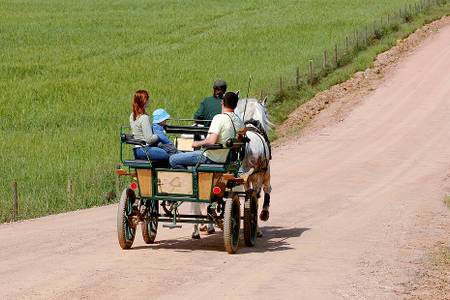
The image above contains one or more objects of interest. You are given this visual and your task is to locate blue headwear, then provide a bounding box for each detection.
[152,108,170,124]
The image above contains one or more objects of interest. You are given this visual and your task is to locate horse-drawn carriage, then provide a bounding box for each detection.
[115,121,259,254]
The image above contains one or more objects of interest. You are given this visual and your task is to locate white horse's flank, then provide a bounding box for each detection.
[191,97,272,239]
[236,98,272,231]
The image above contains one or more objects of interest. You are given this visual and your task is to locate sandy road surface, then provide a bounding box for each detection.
[1,25,450,300]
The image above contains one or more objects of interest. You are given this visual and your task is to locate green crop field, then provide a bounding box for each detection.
[0,0,447,222]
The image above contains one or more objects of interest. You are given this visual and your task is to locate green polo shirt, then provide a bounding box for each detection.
[193,96,222,126]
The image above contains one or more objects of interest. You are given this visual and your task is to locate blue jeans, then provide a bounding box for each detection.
[134,146,170,161]
[169,150,214,168]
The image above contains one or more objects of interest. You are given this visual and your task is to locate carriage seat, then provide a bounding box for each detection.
[196,163,227,172]
[123,159,170,169]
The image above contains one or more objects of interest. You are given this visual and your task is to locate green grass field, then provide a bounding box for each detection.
[0,0,447,222]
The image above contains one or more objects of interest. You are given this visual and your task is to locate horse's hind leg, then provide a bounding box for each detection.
[191,203,201,239]
[259,168,272,222]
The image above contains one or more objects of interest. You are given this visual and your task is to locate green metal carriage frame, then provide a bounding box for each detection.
[115,122,258,254]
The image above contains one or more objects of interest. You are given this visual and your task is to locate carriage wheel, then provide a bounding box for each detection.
[244,189,258,247]
[223,193,241,254]
[117,188,137,249]
[142,199,158,244]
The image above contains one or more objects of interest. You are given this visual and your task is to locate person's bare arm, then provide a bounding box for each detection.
[192,133,218,148]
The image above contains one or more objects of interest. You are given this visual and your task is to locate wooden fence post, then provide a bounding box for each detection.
[11,181,18,221]
[365,26,369,44]
[279,76,283,94]
[115,173,119,196]
[67,179,73,194]
[334,43,338,67]
[323,49,328,70]
[345,36,349,53]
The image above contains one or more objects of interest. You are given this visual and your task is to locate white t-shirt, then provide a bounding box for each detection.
[204,112,244,163]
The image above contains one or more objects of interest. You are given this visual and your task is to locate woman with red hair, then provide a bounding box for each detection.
[129,90,169,161]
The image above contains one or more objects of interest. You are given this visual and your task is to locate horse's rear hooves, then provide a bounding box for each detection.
[192,233,201,239]
[259,209,269,222]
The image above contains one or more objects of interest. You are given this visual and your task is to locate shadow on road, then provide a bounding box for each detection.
[131,226,310,254]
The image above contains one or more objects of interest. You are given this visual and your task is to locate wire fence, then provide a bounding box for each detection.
[267,0,447,101]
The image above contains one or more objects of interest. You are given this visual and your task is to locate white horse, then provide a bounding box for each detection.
[235,97,272,235]
[190,97,272,239]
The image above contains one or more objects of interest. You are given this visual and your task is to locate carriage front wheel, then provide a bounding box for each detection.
[142,199,158,244]
[244,189,258,247]
[223,193,241,254]
[117,188,137,249]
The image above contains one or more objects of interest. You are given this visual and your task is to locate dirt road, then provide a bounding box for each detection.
[1,24,450,300]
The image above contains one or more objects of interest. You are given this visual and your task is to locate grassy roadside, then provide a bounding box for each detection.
[419,196,450,298]
[444,195,450,210]
[440,195,450,264]
[436,246,450,270]
[268,2,450,138]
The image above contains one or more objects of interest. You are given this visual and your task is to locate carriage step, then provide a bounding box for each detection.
[163,224,182,229]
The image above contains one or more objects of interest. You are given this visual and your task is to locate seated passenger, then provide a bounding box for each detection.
[193,79,227,127]
[129,90,169,161]
[152,108,178,155]
[169,92,244,168]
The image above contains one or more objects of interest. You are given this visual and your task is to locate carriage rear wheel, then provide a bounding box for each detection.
[142,199,158,244]
[244,189,258,247]
[117,188,137,249]
[223,193,241,254]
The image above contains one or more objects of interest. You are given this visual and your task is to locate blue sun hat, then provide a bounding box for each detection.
[152,108,171,124]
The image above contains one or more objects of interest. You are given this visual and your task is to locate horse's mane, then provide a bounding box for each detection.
[235,98,272,133]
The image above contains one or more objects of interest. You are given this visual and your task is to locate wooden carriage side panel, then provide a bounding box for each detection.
[199,173,225,199]
[136,169,152,197]
[157,171,193,195]
[198,172,214,199]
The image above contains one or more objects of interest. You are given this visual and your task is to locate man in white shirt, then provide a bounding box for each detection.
[169,92,244,168]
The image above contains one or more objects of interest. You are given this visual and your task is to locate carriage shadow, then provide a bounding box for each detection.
[131,226,310,254]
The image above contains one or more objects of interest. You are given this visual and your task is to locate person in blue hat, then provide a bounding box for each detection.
[152,108,178,155]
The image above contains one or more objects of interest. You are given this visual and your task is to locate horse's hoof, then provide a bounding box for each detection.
[259,208,269,222]
[257,230,263,238]
[192,233,201,239]
[217,220,224,230]
[206,224,216,234]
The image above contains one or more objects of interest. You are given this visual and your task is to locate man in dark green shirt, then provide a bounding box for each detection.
[193,79,227,126]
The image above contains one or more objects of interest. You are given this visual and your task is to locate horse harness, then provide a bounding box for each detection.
[223,114,271,174]
[244,120,271,174]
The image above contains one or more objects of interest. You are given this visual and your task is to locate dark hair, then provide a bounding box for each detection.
[213,79,227,92]
[223,92,239,109]
[132,90,149,120]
